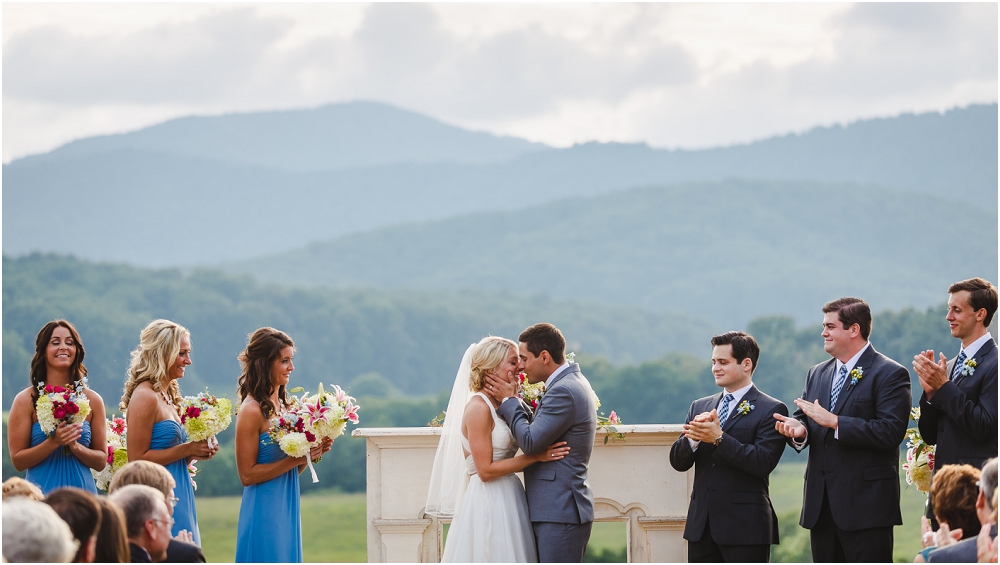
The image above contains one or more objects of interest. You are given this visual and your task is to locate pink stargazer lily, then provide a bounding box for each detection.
[303,398,331,426]
[345,404,360,424]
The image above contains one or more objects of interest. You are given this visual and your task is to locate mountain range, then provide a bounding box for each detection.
[3,101,995,267]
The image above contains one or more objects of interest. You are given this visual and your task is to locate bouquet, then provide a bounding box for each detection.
[93,416,128,491]
[300,383,361,443]
[267,395,319,482]
[592,389,626,444]
[36,378,92,453]
[518,373,545,410]
[178,391,233,446]
[903,407,935,493]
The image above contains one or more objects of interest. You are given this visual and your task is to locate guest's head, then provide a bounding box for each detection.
[121,319,190,411]
[976,458,998,527]
[710,331,760,390]
[930,464,982,539]
[2,497,78,562]
[518,323,566,384]
[30,320,87,396]
[45,487,102,563]
[108,485,173,562]
[947,278,998,338]
[470,336,519,392]
[238,327,295,418]
[93,497,130,564]
[2,476,44,500]
[821,297,872,359]
[108,460,177,515]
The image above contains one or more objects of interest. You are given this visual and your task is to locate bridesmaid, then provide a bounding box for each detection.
[8,320,107,494]
[234,327,331,563]
[121,319,216,546]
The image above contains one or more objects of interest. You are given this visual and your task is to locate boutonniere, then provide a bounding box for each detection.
[736,399,754,416]
[849,367,863,386]
[959,358,977,377]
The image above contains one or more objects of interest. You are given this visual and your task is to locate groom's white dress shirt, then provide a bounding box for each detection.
[545,362,570,390]
[689,381,754,450]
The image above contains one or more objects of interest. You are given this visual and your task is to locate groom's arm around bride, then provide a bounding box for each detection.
[485,323,596,563]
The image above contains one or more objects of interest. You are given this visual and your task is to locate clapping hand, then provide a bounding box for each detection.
[773,413,806,439]
[913,350,949,397]
[935,522,964,549]
[977,523,998,563]
[793,398,838,430]
[683,409,722,443]
[174,530,194,544]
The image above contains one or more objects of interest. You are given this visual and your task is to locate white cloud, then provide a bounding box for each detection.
[2,2,996,161]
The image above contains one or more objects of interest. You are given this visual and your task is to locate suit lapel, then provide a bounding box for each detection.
[723,386,759,432]
[814,359,837,411]
[536,363,578,413]
[955,339,997,385]
[831,345,876,416]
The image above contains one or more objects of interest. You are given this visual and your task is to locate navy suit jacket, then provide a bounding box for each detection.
[669,385,788,546]
[918,338,998,470]
[790,345,911,531]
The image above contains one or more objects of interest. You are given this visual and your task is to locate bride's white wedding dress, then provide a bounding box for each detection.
[441,392,537,563]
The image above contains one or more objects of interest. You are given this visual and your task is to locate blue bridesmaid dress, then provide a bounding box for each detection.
[149,420,201,545]
[235,433,302,563]
[25,420,98,495]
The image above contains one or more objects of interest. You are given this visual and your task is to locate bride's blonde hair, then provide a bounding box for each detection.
[120,319,190,411]
[469,336,518,392]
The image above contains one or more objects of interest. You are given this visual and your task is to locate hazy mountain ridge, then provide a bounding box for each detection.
[226,179,999,327]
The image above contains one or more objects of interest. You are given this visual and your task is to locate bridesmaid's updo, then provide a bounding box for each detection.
[469,336,518,392]
[237,327,295,419]
[121,320,189,411]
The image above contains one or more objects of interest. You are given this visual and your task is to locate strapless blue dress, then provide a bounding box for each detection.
[235,433,302,563]
[149,420,201,545]
[25,420,98,495]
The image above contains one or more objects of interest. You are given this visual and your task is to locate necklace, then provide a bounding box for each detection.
[159,389,175,407]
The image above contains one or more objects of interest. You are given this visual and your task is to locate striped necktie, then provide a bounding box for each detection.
[952,350,967,380]
[830,365,848,411]
[718,393,735,427]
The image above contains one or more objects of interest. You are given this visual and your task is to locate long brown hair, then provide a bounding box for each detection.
[30,320,88,400]
[120,320,189,411]
[238,327,295,419]
[93,497,129,563]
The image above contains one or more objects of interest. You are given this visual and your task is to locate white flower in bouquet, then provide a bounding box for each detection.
[36,379,92,435]
[278,432,312,459]
[93,416,128,491]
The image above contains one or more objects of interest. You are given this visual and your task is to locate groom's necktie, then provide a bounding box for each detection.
[717,393,735,428]
[830,365,848,411]
[952,350,968,380]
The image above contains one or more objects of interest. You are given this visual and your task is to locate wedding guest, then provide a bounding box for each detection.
[670,331,788,562]
[773,297,911,562]
[916,464,982,562]
[2,475,45,500]
[234,328,331,563]
[109,484,174,563]
[94,497,131,563]
[2,497,78,562]
[109,460,206,563]
[7,320,107,494]
[121,320,216,546]
[976,491,998,563]
[45,487,102,563]
[928,458,998,563]
[914,278,998,525]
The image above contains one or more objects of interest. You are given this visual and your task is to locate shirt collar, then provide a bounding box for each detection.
[836,341,871,374]
[962,332,993,360]
[719,381,754,408]
[544,362,571,389]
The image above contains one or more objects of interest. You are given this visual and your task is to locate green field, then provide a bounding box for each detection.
[195,463,926,563]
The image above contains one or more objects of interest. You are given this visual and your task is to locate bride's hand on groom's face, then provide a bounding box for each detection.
[484,370,517,401]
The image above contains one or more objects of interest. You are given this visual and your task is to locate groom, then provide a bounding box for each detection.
[485,323,596,563]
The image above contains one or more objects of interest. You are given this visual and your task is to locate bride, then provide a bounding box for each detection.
[426,337,570,562]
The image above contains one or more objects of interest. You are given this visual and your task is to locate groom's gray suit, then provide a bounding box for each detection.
[497,363,596,562]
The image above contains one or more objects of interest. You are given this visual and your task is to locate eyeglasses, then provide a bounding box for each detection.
[150,517,175,528]
[167,496,180,508]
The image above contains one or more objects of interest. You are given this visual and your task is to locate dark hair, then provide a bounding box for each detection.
[238,327,295,419]
[30,320,87,401]
[949,278,999,327]
[822,297,872,341]
[518,323,566,364]
[45,487,102,563]
[94,497,130,563]
[711,331,761,374]
[930,464,982,540]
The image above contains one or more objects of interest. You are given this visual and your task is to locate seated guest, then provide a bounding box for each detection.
[2,497,79,562]
[109,461,205,563]
[929,458,997,563]
[95,497,131,563]
[2,476,45,500]
[45,487,103,563]
[108,484,174,563]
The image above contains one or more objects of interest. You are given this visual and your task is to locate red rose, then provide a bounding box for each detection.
[305,431,316,443]
[107,446,115,464]
[53,386,65,393]
[66,403,79,414]
[44,385,54,393]
[186,406,201,419]
[53,407,67,420]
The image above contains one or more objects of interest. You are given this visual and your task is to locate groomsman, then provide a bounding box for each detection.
[773,297,911,562]
[914,278,998,522]
[670,331,788,562]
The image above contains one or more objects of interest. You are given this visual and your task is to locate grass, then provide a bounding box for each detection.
[195,462,928,563]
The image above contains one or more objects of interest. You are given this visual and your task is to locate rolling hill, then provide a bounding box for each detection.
[226,179,999,327]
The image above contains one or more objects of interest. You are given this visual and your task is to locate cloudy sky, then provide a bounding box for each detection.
[2,2,997,162]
